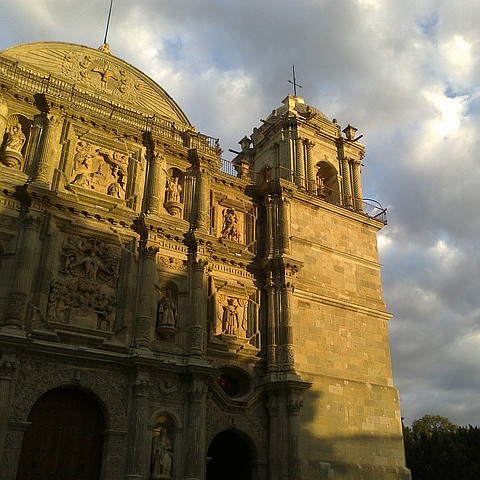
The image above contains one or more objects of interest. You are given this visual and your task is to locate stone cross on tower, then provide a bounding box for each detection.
[288,64,303,97]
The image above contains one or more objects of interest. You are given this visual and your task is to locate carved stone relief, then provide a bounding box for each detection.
[69,141,129,199]
[12,361,127,425]
[47,236,120,331]
[220,207,241,242]
[217,295,248,338]
[61,51,142,102]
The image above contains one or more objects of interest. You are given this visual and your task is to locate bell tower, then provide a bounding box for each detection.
[233,96,409,479]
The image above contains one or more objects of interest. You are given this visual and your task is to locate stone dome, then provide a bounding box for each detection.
[0,42,191,126]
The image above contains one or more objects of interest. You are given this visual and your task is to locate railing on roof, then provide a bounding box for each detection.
[218,158,387,223]
[220,157,238,176]
[0,56,220,157]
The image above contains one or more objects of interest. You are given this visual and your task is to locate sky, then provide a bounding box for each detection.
[2,0,480,427]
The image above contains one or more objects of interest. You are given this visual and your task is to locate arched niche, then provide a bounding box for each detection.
[206,429,257,480]
[149,413,177,480]
[316,160,340,205]
[16,387,105,480]
[164,167,185,217]
[156,281,179,341]
[0,114,31,170]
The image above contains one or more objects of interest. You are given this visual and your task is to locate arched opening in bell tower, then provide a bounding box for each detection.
[316,160,340,204]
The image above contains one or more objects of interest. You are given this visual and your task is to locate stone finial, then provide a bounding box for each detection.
[98,43,111,54]
[343,124,358,141]
[239,136,251,152]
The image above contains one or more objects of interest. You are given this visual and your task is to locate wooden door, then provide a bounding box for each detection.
[17,388,105,480]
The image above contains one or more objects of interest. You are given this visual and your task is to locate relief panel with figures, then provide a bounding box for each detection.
[47,236,120,332]
[69,141,130,199]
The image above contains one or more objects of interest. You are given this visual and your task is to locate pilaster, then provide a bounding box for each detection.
[2,214,42,330]
[183,376,208,480]
[124,374,150,480]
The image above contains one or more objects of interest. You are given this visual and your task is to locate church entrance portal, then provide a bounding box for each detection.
[16,387,105,480]
[206,429,253,480]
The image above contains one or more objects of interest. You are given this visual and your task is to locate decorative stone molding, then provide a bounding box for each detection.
[12,361,127,425]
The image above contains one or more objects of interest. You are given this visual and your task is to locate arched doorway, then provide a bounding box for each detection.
[17,387,105,480]
[206,429,253,480]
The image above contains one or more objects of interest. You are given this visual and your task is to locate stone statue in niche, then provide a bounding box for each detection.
[1,122,26,169]
[151,426,173,478]
[46,236,120,332]
[70,141,128,199]
[156,289,178,341]
[164,176,183,217]
[157,290,178,328]
[4,123,26,152]
[219,296,247,338]
[166,177,182,203]
[221,207,240,242]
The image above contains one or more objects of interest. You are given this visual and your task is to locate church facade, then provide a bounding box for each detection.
[0,42,410,480]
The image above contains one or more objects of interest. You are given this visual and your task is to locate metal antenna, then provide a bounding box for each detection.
[288,64,303,96]
[103,0,114,45]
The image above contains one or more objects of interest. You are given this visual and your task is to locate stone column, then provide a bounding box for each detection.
[32,215,58,327]
[124,376,150,480]
[195,167,210,233]
[183,168,196,223]
[145,152,166,216]
[350,158,364,213]
[266,278,277,372]
[341,156,353,209]
[2,214,42,329]
[280,281,295,372]
[0,99,8,142]
[183,378,208,480]
[133,244,158,349]
[278,198,290,254]
[188,260,207,356]
[305,140,316,194]
[294,137,305,189]
[264,196,274,257]
[32,113,61,186]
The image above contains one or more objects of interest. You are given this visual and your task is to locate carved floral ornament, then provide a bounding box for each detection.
[47,236,120,332]
[69,141,129,199]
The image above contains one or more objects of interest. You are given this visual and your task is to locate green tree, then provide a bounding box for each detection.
[404,415,480,480]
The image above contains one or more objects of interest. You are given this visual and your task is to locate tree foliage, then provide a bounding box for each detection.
[404,415,480,480]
